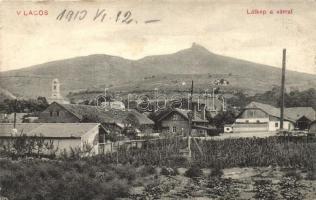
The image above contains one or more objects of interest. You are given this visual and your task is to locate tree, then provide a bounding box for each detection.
[210,111,236,129]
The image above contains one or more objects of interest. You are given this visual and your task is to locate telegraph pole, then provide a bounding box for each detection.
[280,49,286,131]
[187,80,194,161]
[13,98,17,128]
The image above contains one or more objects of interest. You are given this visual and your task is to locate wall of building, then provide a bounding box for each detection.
[81,125,99,155]
[52,138,82,154]
[309,123,316,133]
[268,121,294,131]
[160,113,189,135]
[239,109,268,119]
[39,103,79,123]
[233,123,269,132]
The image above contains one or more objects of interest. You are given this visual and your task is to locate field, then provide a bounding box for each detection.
[0,136,315,200]
[129,166,316,200]
[97,136,316,169]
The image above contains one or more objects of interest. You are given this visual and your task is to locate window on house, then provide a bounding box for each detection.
[245,120,249,123]
[49,111,53,117]
[275,122,278,128]
[256,120,260,123]
[172,115,177,121]
[56,111,60,117]
[172,126,177,133]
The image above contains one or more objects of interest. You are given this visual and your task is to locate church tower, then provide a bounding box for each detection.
[48,78,69,104]
[51,78,61,99]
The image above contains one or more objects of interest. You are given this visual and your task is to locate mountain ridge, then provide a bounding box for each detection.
[0,43,315,99]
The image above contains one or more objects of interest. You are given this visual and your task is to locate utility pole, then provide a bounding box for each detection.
[13,98,17,128]
[212,88,216,111]
[187,80,194,161]
[187,111,193,161]
[280,49,286,131]
[190,80,194,110]
[154,88,158,112]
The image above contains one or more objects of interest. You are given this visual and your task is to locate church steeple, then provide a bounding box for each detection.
[48,78,69,104]
[52,78,61,99]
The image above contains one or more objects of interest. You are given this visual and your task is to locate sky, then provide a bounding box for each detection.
[0,0,316,74]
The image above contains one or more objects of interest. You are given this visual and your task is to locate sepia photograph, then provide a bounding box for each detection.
[0,0,315,199]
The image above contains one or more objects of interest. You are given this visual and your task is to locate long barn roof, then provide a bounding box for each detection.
[244,102,316,122]
[0,123,100,138]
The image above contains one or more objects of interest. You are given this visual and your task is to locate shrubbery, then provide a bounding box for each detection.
[0,159,134,200]
[184,164,203,178]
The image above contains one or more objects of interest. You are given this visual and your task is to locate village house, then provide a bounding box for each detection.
[155,103,214,136]
[38,102,155,137]
[285,107,316,130]
[233,102,316,133]
[0,123,106,155]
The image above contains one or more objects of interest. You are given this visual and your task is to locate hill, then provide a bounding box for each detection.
[0,43,315,99]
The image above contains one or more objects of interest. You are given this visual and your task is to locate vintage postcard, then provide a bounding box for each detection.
[0,0,315,199]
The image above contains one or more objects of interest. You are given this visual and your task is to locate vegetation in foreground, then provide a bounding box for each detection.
[0,136,315,200]
[0,159,315,200]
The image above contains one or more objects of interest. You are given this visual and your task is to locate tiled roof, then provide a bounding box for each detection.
[55,103,154,125]
[157,108,208,123]
[0,123,42,137]
[0,123,100,138]
[29,123,100,138]
[245,102,316,122]
[128,110,155,125]
[59,103,115,123]
[284,107,316,121]
[245,102,281,119]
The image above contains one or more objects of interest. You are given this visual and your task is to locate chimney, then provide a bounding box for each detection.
[201,103,206,120]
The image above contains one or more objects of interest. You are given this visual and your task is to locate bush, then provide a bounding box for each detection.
[184,164,203,178]
[210,167,223,178]
[0,159,131,200]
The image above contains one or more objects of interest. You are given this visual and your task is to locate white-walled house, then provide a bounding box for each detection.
[0,123,106,155]
[232,102,315,133]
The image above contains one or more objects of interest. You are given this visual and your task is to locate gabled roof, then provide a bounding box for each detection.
[157,108,207,123]
[244,102,316,122]
[57,103,115,123]
[0,123,42,137]
[102,109,154,125]
[284,107,315,121]
[0,123,101,138]
[29,123,100,138]
[128,110,155,125]
[245,101,281,118]
[47,102,154,125]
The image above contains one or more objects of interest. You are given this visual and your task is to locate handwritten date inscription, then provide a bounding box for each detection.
[56,9,160,24]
